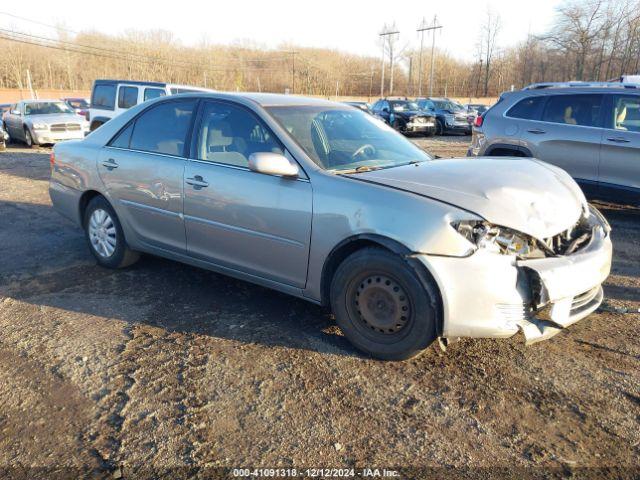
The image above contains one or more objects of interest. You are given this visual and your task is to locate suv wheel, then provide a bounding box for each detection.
[84,196,139,269]
[330,247,439,360]
[435,119,444,136]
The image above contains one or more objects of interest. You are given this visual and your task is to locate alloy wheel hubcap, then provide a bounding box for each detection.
[89,209,117,257]
[354,275,410,334]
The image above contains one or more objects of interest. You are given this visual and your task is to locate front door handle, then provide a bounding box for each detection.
[186,175,209,189]
[527,128,546,134]
[101,158,118,169]
[606,137,630,143]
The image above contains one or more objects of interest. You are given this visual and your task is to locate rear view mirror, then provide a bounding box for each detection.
[248,152,299,178]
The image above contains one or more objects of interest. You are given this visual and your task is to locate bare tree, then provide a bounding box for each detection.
[478,8,501,96]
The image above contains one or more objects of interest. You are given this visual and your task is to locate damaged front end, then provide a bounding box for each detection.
[515,206,612,343]
[420,204,612,344]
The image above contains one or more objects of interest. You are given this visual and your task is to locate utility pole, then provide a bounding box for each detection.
[379,24,399,98]
[289,51,299,94]
[423,15,443,97]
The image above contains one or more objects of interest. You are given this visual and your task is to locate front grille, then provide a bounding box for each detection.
[497,303,531,322]
[50,123,81,132]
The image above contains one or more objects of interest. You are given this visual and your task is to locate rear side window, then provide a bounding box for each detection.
[541,94,602,127]
[92,85,116,110]
[118,86,138,109]
[129,99,197,156]
[144,88,166,101]
[609,95,640,132]
[109,123,134,149]
[506,96,546,120]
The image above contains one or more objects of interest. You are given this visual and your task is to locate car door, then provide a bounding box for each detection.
[183,100,312,288]
[97,98,197,252]
[521,93,603,193]
[598,93,640,203]
[6,103,23,140]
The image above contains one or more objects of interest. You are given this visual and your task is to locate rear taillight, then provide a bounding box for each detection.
[50,151,55,170]
[474,115,484,128]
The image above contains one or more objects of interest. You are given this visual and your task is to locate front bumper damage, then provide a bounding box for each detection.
[415,209,612,344]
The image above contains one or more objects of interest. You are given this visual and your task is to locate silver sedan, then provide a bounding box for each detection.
[2,99,89,147]
[49,93,612,360]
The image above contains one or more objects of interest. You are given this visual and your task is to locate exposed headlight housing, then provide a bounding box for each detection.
[452,220,548,258]
[32,123,48,130]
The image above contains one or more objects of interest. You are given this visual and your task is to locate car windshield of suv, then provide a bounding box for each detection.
[433,100,462,112]
[267,106,432,172]
[390,101,419,111]
[24,102,74,115]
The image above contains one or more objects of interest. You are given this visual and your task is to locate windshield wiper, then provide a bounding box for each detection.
[330,165,385,174]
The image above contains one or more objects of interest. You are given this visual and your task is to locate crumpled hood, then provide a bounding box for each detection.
[356,157,589,240]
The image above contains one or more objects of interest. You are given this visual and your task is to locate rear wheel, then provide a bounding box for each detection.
[84,196,139,269]
[435,119,444,136]
[330,247,439,360]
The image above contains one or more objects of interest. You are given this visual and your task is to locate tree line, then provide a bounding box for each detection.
[0,0,638,100]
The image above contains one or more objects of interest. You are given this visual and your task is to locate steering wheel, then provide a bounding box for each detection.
[352,144,376,160]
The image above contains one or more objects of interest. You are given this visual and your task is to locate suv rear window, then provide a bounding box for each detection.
[506,96,545,120]
[92,84,116,110]
[541,94,602,127]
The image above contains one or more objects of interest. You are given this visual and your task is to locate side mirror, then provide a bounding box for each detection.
[382,107,389,113]
[248,152,299,178]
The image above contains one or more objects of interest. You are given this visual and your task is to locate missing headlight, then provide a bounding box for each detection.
[452,221,549,259]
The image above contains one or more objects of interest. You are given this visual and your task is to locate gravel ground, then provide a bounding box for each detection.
[0,137,638,479]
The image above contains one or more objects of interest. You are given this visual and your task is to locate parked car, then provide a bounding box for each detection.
[464,103,489,118]
[468,82,640,205]
[370,97,436,136]
[2,99,89,147]
[49,92,611,360]
[87,79,212,131]
[416,97,472,135]
[63,97,91,117]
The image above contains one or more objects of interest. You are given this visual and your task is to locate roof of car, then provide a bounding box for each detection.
[166,92,344,108]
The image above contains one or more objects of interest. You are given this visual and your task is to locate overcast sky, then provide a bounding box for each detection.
[1,0,562,61]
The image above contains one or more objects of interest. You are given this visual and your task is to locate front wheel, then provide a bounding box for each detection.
[330,247,439,360]
[84,196,139,269]
[24,128,34,147]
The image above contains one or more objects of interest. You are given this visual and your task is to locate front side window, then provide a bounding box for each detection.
[506,96,546,120]
[390,101,419,112]
[418,100,435,111]
[129,99,196,156]
[196,101,283,167]
[541,94,602,127]
[118,86,138,109]
[144,88,166,102]
[24,102,74,115]
[267,106,432,172]
[92,85,116,110]
[609,95,640,132]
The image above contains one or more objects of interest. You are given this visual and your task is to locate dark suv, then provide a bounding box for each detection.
[371,98,436,136]
[468,82,640,205]
[416,98,472,135]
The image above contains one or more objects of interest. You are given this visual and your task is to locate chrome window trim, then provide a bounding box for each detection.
[186,157,311,183]
[104,145,186,161]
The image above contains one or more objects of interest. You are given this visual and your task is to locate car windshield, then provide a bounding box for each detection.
[390,101,419,111]
[68,99,89,109]
[433,100,463,112]
[267,106,432,173]
[24,102,74,115]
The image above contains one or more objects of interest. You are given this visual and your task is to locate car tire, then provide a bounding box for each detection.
[435,119,444,136]
[83,196,140,269]
[24,127,34,148]
[330,247,439,360]
[392,119,404,134]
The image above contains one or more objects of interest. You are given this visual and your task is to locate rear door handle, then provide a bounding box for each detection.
[186,175,209,189]
[101,158,118,169]
[527,128,546,134]
[606,137,630,143]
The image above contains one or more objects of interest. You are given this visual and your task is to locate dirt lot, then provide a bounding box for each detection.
[0,137,638,479]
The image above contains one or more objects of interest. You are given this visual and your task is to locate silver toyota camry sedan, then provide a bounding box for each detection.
[49,92,612,360]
